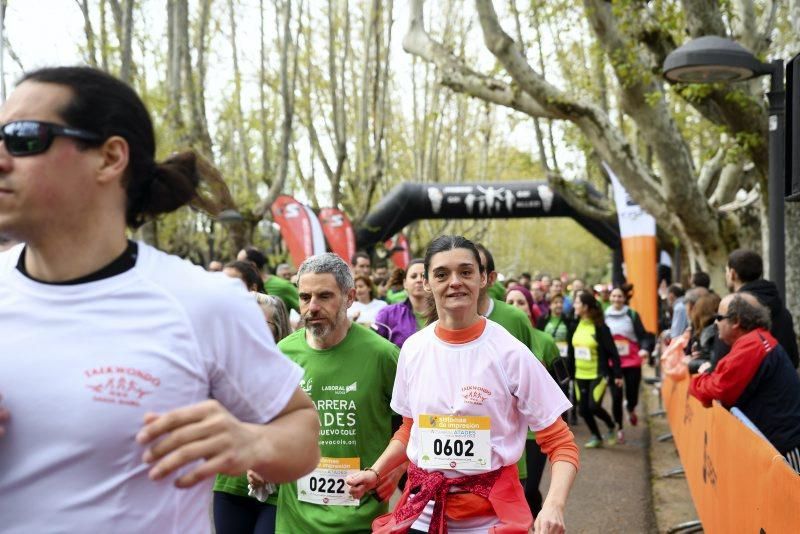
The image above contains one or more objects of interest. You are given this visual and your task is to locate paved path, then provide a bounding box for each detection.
[540,390,656,533]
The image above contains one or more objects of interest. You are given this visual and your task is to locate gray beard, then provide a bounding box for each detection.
[306,306,347,341]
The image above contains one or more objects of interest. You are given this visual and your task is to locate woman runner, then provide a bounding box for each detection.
[347,274,388,326]
[374,259,429,348]
[347,235,578,534]
[569,291,623,448]
[604,287,654,442]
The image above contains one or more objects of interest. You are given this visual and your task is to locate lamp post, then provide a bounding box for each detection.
[663,36,786,302]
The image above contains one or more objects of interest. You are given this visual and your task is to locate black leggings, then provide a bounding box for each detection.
[575,377,615,438]
[524,439,548,516]
[610,367,642,429]
[213,491,277,534]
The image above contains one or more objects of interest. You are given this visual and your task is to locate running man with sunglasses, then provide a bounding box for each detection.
[0,67,320,533]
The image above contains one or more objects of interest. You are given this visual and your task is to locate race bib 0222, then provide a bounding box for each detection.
[297,457,360,506]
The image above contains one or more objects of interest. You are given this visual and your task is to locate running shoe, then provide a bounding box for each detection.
[584,437,603,448]
[604,430,617,446]
[616,429,626,444]
[629,411,638,426]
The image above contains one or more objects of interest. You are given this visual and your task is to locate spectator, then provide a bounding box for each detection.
[275,263,294,281]
[383,267,409,304]
[667,284,688,339]
[347,274,388,326]
[686,293,722,374]
[690,294,800,473]
[223,260,263,292]
[551,278,573,314]
[531,281,550,317]
[519,271,532,290]
[594,284,611,311]
[539,274,552,296]
[350,251,372,278]
[725,249,798,368]
[691,271,711,290]
[373,261,389,281]
[207,260,223,272]
[238,246,300,313]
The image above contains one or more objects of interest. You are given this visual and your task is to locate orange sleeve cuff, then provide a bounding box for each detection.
[392,416,413,446]
[535,418,580,471]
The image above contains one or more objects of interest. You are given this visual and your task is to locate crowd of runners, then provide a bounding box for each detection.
[1,65,799,534]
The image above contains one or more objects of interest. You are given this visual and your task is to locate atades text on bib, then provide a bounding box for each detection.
[297,457,360,506]
[418,414,491,471]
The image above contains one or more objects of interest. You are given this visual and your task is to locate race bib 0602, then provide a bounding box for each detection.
[418,414,491,471]
[575,347,592,361]
[615,340,630,356]
[297,457,360,506]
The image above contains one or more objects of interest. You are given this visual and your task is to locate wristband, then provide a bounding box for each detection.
[364,467,381,484]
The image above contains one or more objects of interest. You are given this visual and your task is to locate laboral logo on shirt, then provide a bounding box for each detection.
[301,377,314,394]
[321,382,358,395]
[84,366,161,407]
[461,385,492,405]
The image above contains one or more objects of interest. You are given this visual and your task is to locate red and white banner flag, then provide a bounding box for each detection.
[319,208,356,262]
[271,195,326,268]
[384,233,410,270]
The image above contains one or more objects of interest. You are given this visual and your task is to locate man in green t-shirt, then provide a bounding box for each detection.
[237,246,300,312]
[275,253,400,533]
[475,244,563,518]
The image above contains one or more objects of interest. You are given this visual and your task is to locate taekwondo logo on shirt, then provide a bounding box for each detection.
[321,381,358,395]
[461,385,492,405]
[84,366,161,407]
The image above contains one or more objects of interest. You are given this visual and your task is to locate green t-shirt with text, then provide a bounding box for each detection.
[276,323,399,533]
[264,274,300,312]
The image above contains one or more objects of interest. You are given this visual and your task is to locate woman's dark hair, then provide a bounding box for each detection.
[422,235,484,279]
[225,261,263,292]
[611,283,633,304]
[576,290,604,326]
[20,66,201,228]
[241,246,268,271]
[404,259,425,280]
[353,274,375,300]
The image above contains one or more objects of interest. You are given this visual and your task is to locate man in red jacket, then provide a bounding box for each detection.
[690,293,800,473]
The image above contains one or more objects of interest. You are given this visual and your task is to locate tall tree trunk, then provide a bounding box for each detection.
[255,0,299,218]
[189,0,213,155]
[227,0,252,187]
[119,0,134,82]
[77,0,98,67]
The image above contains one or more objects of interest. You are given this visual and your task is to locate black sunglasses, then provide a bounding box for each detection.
[714,313,733,322]
[0,120,102,157]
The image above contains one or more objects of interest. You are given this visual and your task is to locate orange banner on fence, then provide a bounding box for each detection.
[661,376,800,533]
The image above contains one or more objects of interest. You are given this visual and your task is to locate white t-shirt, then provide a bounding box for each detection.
[391,320,571,533]
[0,243,303,534]
[347,298,388,325]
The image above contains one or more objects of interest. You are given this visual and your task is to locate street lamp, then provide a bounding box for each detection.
[663,36,786,301]
[217,209,245,223]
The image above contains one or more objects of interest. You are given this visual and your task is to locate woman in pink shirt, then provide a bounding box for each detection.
[347,235,578,534]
